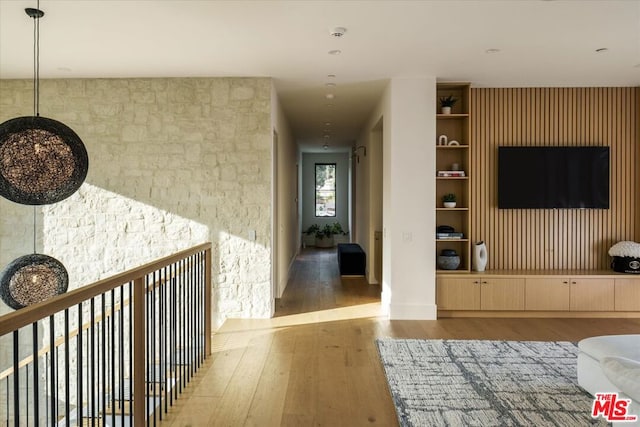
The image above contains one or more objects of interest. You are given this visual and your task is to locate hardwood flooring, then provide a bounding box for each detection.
[158,248,640,426]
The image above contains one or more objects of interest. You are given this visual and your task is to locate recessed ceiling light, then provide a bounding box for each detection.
[485,48,501,54]
[595,48,608,53]
[323,143,329,150]
[330,27,347,37]
[324,135,330,139]
[325,93,335,99]
[328,49,342,55]
[325,82,336,87]
[327,74,336,78]
[325,122,331,126]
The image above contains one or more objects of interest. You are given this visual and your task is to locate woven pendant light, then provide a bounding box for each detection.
[0,115,88,205]
[0,254,68,310]
[0,2,83,309]
[0,5,88,206]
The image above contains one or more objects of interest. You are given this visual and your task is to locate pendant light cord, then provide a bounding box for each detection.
[32,0,40,117]
[33,207,37,254]
[32,0,41,254]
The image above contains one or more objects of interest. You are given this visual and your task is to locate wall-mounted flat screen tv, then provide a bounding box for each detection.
[498,146,610,209]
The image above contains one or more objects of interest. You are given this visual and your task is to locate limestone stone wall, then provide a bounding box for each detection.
[0,77,274,329]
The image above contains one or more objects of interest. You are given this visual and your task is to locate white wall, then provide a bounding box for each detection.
[301,152,350,233]
[356,77,437,319]
[271,84,298,299]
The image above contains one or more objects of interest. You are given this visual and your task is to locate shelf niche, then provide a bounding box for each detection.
[436,82,471,272]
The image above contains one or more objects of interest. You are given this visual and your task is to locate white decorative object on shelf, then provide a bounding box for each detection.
[609,241,640,257]
[448,140,460,146]
[438,135,448,146]
[473,241,488,272]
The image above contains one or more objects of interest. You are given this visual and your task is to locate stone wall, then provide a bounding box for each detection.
[0,77,274,329]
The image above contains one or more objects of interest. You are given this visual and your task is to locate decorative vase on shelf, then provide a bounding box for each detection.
[473,241,488,272]
[438,249,460,270]
[443,202,456,208]
[441,106,451,115]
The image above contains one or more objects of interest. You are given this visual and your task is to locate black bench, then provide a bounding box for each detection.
[337,243,366,276]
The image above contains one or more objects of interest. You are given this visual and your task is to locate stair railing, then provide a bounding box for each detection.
[0,242,212,426]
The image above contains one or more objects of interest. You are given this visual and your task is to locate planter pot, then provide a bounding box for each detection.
[443,202,456,208]
[302,234,315,248]
[441,106,452,115]
[315,236,335,248]
[334,234,349,245]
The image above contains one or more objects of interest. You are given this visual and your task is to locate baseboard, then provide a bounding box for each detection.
[367,270,379,285]
[388,302,438,320]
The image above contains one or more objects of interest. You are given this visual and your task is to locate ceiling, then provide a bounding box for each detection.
[1,1,639,151]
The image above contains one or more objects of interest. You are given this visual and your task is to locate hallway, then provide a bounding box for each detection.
[275,247,381,317]
[156,249,640,426]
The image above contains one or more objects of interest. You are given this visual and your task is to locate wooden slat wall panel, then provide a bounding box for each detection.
[471,87,639,270]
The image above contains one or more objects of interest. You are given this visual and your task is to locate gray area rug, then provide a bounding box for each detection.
[376,339,607,426]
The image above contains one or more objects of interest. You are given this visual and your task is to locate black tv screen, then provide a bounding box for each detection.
[498,146,610,209]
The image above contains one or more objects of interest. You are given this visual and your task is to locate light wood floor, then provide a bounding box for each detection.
[158,248,640,426]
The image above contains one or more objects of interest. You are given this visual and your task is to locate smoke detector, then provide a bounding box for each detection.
[330,27,347,37]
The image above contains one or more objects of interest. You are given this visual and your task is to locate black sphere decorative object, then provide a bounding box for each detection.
[0,116,88,205]
[0,254,69,310]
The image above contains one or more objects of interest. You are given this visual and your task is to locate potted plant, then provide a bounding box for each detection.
[316,224,336,248]
[442,193,457,208]
[439,95,457,114]
[304,222,348,248]
[303,224,320,247]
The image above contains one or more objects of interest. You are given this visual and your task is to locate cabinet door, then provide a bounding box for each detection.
[437,277,480,310]
[525,278,571,311]
[480,278,525,310]
[615,278,640,311]
[570,279,614,311]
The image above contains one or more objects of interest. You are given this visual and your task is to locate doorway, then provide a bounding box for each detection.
[370,118,384,284]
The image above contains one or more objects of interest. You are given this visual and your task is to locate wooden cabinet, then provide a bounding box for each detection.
[569,278,614,311]
[480,278,525,310]
[437,277,480,310]
[526,277,615,311]
[437,276,524,311]
[615,278,640,311]
[436,83,471,272]
[525,278,571,311]
[438,272,640,316]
